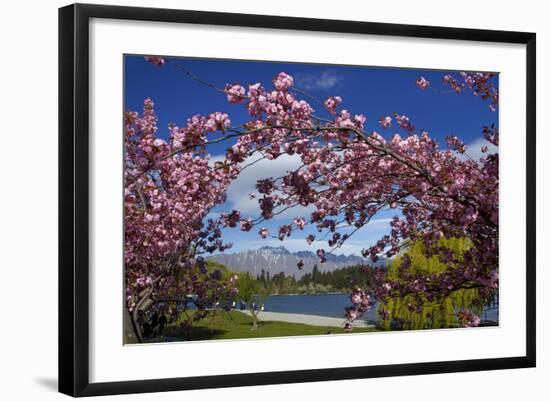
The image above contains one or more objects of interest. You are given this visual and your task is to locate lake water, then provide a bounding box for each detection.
[261,293,499,324]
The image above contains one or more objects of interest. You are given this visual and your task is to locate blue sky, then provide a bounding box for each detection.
[124,55,499,256]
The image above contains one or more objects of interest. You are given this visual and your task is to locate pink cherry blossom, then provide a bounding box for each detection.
[225,83,246,103]
[379,115,392,129]
[457,309,481,327]
[124,98,239,341]
[144,56,166,67]
[240,218,253,232]
[324,96,342,113]
[273,72,294,91]
[395,114,415,132]
[293,217,307,230]
[415,76,430,90]
[442,72,499,111]
[446,135,466,154]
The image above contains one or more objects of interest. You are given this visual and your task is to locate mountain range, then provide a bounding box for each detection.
[208,246,384,278]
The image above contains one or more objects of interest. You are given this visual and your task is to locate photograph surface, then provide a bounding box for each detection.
[123,55,499,344]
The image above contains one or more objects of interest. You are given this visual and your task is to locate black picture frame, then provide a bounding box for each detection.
[59,3,536,397]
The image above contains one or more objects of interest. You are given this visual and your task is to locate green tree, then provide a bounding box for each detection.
[237,273,266,330]
[259,269,266,287]
[311,264,320,283]
[378,237,485,330]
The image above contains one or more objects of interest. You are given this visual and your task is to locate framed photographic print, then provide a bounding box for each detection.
[59,3,536,397]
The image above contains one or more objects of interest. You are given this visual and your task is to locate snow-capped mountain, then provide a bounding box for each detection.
[208,246,372,277]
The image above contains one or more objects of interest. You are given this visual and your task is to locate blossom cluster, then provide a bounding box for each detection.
[415,76,430,90]
[124,98,240,331]
[442,71,499,111]
[344,288,374,330]
[457,308,481,327]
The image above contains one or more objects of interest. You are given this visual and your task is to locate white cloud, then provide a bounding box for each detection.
[294,70,343,92]
[461,137,498,161]
[221,153,315,218]
[367,217,393,226]
[210,152,400,226]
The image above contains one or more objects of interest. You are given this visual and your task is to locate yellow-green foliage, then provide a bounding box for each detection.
[205,260,233,277]
[378,237,482,330]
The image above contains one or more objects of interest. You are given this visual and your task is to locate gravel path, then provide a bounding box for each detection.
[238,310,374,328]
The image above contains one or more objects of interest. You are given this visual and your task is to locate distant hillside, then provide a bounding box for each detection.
[207,246,385,278]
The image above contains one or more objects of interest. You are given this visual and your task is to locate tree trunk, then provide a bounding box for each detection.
[250,309,259,331]
[124,306,140,344]
[129,289,153,343]
[124,276,162,344]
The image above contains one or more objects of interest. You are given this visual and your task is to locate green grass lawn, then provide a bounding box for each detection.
[159,310,377,342]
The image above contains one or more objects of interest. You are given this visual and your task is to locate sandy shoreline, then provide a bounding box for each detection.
[237,310,374,328]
